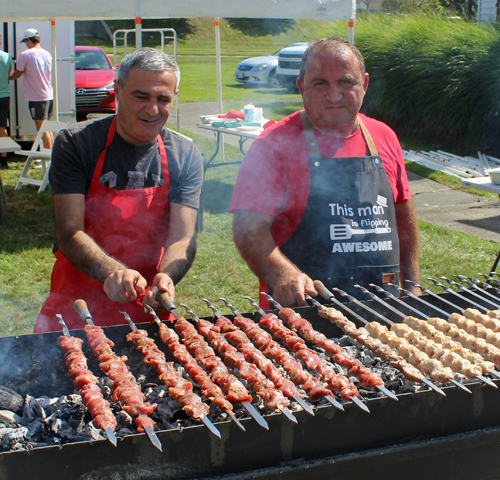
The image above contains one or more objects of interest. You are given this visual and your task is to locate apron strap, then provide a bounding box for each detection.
[358,116,379,157]
[301,111,380,157]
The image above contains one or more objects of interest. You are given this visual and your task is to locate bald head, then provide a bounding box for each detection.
[299,36,366,83]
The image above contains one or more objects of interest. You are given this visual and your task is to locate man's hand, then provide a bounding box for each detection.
[103,269,147,302]
[271,270,317,308]
[142,273,175,313]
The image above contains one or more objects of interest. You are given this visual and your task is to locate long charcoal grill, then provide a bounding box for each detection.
[2,289,500,480]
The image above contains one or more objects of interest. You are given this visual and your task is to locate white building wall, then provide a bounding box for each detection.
[478,0,497,23]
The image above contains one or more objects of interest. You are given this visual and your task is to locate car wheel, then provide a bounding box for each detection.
[267,69,282,88]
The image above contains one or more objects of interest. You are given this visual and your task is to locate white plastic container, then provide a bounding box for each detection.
[486,167,500,185]
[244,104,256,123]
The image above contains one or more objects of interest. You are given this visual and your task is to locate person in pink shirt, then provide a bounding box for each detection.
[10,28,54,148]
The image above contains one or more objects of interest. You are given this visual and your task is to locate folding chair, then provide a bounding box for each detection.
[15,120,68,192]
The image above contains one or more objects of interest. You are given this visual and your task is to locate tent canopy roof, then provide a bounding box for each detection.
[1,0,355,22]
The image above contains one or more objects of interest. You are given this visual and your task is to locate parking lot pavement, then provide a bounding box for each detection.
[408,172,500,243]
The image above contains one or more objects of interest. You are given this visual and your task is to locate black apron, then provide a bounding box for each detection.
[277,112,400,298]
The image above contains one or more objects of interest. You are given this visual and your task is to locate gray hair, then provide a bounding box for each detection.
[117,47,180,89]
[299,36,366,83]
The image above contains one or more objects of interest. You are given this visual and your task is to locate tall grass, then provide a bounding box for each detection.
[357,14,500,156]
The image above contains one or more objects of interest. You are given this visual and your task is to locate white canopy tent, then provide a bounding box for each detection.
[1,0,356,122]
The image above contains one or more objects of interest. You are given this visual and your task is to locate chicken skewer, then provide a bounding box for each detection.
[356,285,497,389]
[196,299,298,424]
[387,284,500,380]
[261,292,398,402]
[307,285,445,396]
[120,310,223,438]
[242,297,346,411]
[243,297,369,413]
[328,286,468,391]
[73,300,162,451]
[56,314,118,446]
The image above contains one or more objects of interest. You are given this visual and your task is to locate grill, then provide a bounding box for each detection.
[238,66,253,72]
[1,287,500,480]
[75,89,110,108]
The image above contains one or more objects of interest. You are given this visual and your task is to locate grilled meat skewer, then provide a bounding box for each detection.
[195,299,297,424]
[56,314,117,446]
[73,300,162,451]
[262,292,397,402]
[306,289,445,396]
[214,298,315,416]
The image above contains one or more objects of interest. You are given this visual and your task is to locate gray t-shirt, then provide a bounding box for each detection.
[49,116,203,210]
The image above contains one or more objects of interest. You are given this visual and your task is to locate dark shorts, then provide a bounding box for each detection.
[29,100,53,120]
[0,96,9,127]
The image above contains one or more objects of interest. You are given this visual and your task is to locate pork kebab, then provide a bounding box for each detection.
[120,310,223,438]
[180,301,298,424]
[188,301,343,412]
[204,298,315,415]
[56,314,118,446]
[261,292,398,401]
[73,300,162,451]
[154,291,269,429]
[241,296,369,412]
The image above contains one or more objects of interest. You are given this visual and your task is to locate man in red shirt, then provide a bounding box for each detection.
[230,36,419,308]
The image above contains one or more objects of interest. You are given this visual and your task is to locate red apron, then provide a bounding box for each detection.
[35,117,171,333]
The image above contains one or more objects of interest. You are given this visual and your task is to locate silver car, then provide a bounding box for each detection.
[235,43,307,88]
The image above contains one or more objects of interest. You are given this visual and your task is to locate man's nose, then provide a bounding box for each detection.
[144,101,160,116]
[325,85,342,101]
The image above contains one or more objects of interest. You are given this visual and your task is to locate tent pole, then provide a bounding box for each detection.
[135,17,142,49]
[51,20,58,121]
[348,20,355,44]
[215,18,224,162]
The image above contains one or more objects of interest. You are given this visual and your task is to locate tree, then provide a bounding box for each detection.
[226,18,296,37]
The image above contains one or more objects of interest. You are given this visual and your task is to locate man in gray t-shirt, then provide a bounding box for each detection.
[35,48,204,333]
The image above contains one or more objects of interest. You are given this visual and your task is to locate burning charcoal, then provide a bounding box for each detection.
[85,423,105,441]
[28,419,45,440]
[0,385,24,415]
[1,426,30,449]
[115,410,133,428]
[0,410,21,427]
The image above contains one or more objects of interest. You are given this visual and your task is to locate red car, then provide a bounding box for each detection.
[75,46,116,114]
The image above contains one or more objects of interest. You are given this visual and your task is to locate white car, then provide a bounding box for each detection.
[235,43,308,88]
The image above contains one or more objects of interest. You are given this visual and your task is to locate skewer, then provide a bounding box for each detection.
[179,304,269,431]
[441,277,500,310]
[352,286,473,394]
[452,275,500,308]
[477,273,500,288]
[155,290,180,320]
[121,310,222,439]
[202,298,298,424]
[218,297,315,417]
[260,293,373,410]
[56,314,118,447]
[405,280,463,314]
[427,278,488,312]
[385,287,499,389]
[387,283,451,318]
[243,296,346,412]
[73,301,163,451]
[368,284,429,319]
[145,306,245,433]
[305,293,446,397]
[469,275,500,295]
